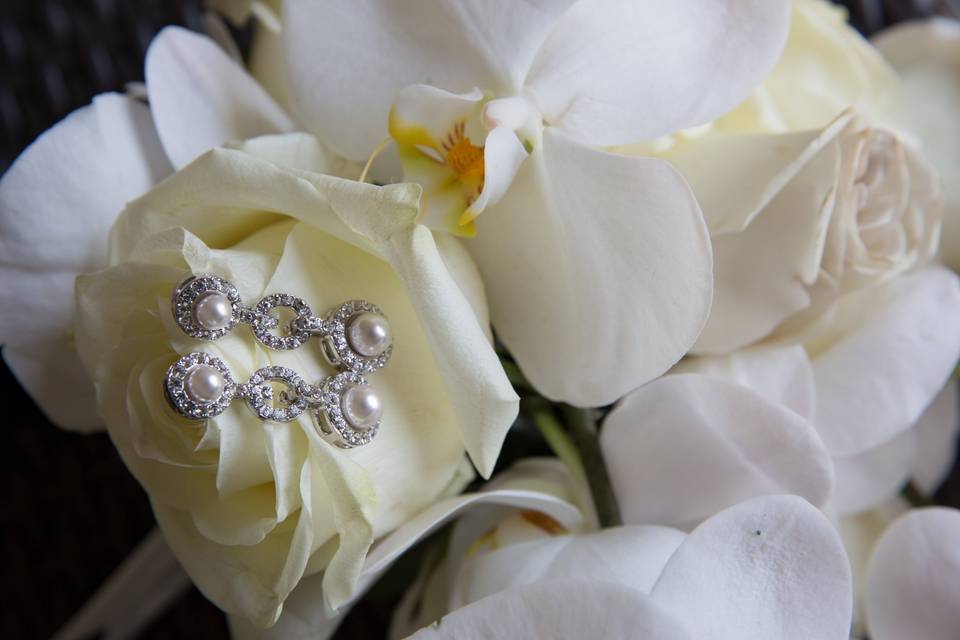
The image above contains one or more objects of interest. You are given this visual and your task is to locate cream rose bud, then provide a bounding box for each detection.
[611,1,937,354]
[685,113,942,353]
[73,133,518,626]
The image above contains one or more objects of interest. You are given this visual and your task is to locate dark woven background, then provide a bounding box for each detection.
[1,1,957,638]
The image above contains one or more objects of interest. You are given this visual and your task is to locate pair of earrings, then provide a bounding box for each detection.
[163,274,393,448]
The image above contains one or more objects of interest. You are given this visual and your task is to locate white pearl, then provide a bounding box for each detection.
[347,312,392,357]
[341,384,383,431]
[185,365,225,404]
[193,292,233,331]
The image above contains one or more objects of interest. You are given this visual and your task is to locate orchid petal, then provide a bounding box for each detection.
[468,128,712,406]
[410,580,692,640]
[526,0,791,144]
[673,345,816,420]
[865,507,960,640]
[832,430,915,516]
[0,93,170,430]
[837,500,909,636]
[602,375,833,529]
[652,495,853,640]
[146,26,293,169]
[389,85,484,150]
[284,0,578,160]
[451,526,686,609]
[461,126,528,223]
[874,19,960,271]
[808,267,960,457]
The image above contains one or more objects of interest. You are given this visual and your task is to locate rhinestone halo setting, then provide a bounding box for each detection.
[164,274,394,448]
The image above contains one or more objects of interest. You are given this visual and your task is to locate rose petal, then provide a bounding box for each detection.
[152,461,316,627]
[526,0,791,144]
[260,223,470,538]
[629,115,850,235]
[110,144,519,478]
[146,26,293,169]
[602,374,833,528]
[874,18,960,271]
[468,128,712,406]
[410,580,693,640]
[255,472,585,637]
[0,93,170,429]
[808,267,960,457]
[866,507,960,640]
[651,495,853,640]
[719,0,896,133]
[283,0,578,160]
[689,126,847,353]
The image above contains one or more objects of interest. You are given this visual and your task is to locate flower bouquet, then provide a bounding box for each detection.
[3,0,960,638]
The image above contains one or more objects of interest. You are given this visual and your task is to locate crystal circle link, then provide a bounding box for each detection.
[250,294,314,350]
[241,365,311,422]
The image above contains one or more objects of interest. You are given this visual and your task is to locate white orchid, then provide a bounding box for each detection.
[394,489,852,640]
[283,0,793,405]
[674,267,960,516]
[0,27,315,430]
[863,507,960,640]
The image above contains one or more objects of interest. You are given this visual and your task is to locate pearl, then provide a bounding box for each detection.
[347,312,392,357]
[193,292,233,331]
[185,365,226,404]
[341,384,383,431]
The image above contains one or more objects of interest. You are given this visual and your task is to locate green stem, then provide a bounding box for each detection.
[902,481,934,508]
[524,400,587,485]
[560,404,623,528]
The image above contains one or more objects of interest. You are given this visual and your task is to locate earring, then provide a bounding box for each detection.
[164,352,382,448]
[171,273,392,372]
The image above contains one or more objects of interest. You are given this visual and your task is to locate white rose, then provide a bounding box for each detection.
[680,112,942,352]
[72,135,518,626]
[0,27,314,430]
[617,0,942,353]
[873,18,960,271]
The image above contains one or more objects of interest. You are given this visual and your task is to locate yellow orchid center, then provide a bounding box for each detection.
[443,122,485,183]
